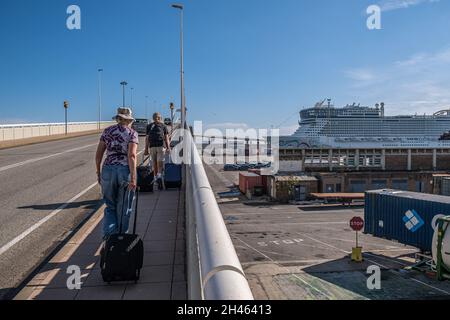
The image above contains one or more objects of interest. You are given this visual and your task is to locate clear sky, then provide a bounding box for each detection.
[1,0,449,134]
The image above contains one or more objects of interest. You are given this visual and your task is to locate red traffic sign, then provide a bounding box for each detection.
[350,217,364,231]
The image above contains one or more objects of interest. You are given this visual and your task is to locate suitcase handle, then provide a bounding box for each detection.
[118,184,139,234]
[133,187,139,235]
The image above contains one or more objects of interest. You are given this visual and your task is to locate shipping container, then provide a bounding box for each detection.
[365,189,450,252]
[248,168,268,187]
[239,172,263,194]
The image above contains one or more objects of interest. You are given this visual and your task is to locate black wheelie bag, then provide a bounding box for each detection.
[137,156,154,192]
[100,184,144,283]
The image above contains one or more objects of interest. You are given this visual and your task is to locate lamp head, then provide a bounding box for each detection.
[172,4,184,10]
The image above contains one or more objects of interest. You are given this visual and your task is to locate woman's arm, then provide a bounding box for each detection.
[95,141,107,184]
[128,142,138,190]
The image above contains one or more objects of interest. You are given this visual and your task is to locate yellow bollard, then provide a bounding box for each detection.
[351,229,363,262]
[351,246,363,262]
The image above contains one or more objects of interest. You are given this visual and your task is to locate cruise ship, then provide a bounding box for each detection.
[280,100,450,149]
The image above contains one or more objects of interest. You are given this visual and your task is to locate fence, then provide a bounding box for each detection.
[0,122,115,142]
[184,129,254,300]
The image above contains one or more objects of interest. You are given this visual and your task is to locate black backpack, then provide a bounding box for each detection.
[147,122,165,147]
[100,185,144,283]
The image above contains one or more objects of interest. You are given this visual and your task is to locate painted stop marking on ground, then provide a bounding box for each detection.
[350,217,364,231]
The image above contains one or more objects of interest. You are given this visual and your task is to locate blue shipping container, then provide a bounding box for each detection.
[364,189,450,252]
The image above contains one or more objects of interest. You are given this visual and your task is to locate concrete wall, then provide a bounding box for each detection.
[0,122,114,142]
[315,172,437,194]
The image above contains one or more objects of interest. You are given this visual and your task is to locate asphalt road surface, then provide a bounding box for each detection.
[0,133,145,299]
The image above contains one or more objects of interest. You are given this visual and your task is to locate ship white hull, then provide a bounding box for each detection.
[280,136,450,149]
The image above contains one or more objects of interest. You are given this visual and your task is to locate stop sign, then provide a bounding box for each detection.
[350,217,364,231]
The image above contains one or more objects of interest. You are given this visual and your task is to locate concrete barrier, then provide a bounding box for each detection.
[184,129,254,300]
[0,122,115,142]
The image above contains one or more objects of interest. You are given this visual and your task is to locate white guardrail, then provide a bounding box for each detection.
[0,122,115,142]
[185,129,254,300]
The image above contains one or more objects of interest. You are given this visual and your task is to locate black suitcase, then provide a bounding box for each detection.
[137,156,154,192]
[100,185,144,283]
[164,157,182,189]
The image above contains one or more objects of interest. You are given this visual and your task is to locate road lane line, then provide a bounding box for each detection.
[0,149,144,256]
[233,235,335,300]
[0,182,98,257]
[296,232,352,254]
[364,257,450,296]
[0,144,97,173]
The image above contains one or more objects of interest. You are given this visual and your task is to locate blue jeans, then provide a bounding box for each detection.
[101,165,135,238]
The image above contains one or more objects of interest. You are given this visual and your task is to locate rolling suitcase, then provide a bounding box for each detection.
[137,156,154,192]
[100,184,144,283]
[164,155,182,189]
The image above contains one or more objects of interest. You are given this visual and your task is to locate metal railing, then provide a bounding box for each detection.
[184,128,254,300]
[0,121,114,142]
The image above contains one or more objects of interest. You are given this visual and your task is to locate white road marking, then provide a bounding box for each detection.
[0,144,97,173]
[0,182,98,256]
[233,235,335,300]
[364,257,450,296]
[0,148,145,257]
[364,252,409,267]
[297,232,352,254]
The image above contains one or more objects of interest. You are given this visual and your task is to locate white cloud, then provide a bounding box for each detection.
[279,124,298,136]
[344,46,450,115]
[378,0,440,12]
[345,68,376,82]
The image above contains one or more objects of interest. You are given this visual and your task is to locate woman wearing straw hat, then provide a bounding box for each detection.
[95,107,139,238]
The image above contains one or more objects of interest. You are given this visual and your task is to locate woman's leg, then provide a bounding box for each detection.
[101,166,119,238]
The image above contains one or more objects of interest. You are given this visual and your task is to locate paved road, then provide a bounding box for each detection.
[0,133,145,299]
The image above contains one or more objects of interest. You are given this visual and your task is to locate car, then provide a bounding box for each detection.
[238,164,251,171]
[254,162,270,169]
[164,118,172,126]
[224,164,239,171]
[132,118,149,135]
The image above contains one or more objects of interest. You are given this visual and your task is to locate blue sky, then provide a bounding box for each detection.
[0,0,449,134]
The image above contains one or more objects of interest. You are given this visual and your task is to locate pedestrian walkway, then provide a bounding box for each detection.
[15,188,187,300]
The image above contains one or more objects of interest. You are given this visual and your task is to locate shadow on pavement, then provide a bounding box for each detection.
[296,253,450,300]
[18,200,100,211]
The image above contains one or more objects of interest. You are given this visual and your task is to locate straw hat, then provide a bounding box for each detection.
[113,107,134,121]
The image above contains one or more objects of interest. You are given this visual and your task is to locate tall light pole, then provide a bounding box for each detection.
[172,3,185,130]
[145,96,149,120]
[120,81,128,107]
[130,87,134,109]
[97,68,103,130]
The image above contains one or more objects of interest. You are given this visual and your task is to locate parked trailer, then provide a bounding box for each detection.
[365,189,450,252]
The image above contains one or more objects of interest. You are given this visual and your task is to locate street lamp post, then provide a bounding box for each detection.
[64,101,69,135]
[145,96,149,120]
[131,87,134,109]
[172,3,185,130]
[97,68,103,131]
[120,81,128,107]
